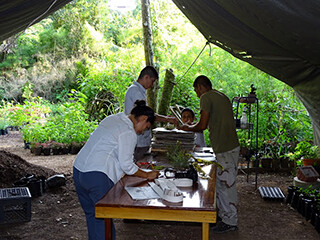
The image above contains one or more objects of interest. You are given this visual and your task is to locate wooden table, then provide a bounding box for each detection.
[95,164,217,240]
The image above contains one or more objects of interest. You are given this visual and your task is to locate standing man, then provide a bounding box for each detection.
[125,66,177,161]
[178,75,240,233]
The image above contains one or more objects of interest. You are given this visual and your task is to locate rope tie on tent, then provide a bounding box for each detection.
[176,41,211,83]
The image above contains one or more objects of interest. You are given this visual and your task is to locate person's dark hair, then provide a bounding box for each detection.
[181,108,195,118]
[138,66,158,80]
[193,75,212,89]
[131,100,155,124]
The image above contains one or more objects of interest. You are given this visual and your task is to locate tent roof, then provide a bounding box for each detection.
[173,0,320,88]
[0,0,71,43]
[1,0,320,143]
[172,0,320,144]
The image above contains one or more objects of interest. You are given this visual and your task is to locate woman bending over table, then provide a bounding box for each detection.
[73,100,159,240]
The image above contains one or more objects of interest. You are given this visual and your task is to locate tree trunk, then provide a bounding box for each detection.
[158,69,176,116]
[141,0,158,111]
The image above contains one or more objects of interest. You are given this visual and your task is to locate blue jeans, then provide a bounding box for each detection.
[73,167,115,240]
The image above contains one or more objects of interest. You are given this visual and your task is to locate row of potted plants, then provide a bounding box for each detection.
[286,141,320,170]
[21,100,97,156]
[30,141,86,156]
[284,141,320,232]
[286,185,320,233]
[246,140,320,172]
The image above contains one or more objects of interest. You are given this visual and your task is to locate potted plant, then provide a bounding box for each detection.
[30,142,42,155]
[70,141,83,154]
[51,141,63,155]
[286,141,320,167]
[166,142,190,170]
[259,143,273,169]
[239,138,250,157]
[260,153,273,169]
[0,118,9,135]
[41,142,51,156]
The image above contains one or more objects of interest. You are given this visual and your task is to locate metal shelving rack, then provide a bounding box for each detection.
[232,89,259,188]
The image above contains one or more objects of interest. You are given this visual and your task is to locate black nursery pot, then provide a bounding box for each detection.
[24,141,30,149]
[291,190,301,209]
[61,146,70,154]
[14,175,46,197]
[43,148,51,156]
[33,147,42,156]
[311,205,320,226]
[52,147,61,155]
[305,200,314,222]
[315,213,320,233]
[297,194,308,216]
[70,145,81,154]
[286,186,298,204]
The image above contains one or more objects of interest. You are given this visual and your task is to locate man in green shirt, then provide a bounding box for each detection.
[178,75,240,233]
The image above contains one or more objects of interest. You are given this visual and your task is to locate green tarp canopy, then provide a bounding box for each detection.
[0,0,71,42]
[172,0,320,144]
[1,0,320,143]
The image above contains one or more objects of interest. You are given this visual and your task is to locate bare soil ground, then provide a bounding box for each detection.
[0,131,319,240]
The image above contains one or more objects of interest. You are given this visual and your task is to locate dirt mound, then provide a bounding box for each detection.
[0,150,56,188]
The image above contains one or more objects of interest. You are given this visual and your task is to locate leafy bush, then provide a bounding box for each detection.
[2,98,50,129]
[0,117,9,130]
[286,141,320,161]
[21,95,97,145]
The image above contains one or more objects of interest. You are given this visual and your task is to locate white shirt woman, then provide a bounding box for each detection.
[73,100,158,240]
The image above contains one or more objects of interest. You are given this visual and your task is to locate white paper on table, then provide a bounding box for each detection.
[125,186,161,200]
[193,152,215,158]
[192,152,216,162]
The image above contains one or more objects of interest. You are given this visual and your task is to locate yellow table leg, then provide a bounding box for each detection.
[202,222,209,240]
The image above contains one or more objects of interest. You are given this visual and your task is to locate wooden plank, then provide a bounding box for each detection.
[96,207,216,223]
[105,218,112,240]
[202,222,209,240]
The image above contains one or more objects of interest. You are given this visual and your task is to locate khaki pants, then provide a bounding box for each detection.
[215,146,240,226]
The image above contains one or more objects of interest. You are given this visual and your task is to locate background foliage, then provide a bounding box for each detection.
[0,0,313,153]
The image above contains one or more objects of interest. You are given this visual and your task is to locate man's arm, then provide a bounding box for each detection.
[155,113,179,126]
[178,110,210,132]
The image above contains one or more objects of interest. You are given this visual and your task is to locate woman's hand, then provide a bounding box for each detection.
[147,170,159,180]
[133,169,159,180]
